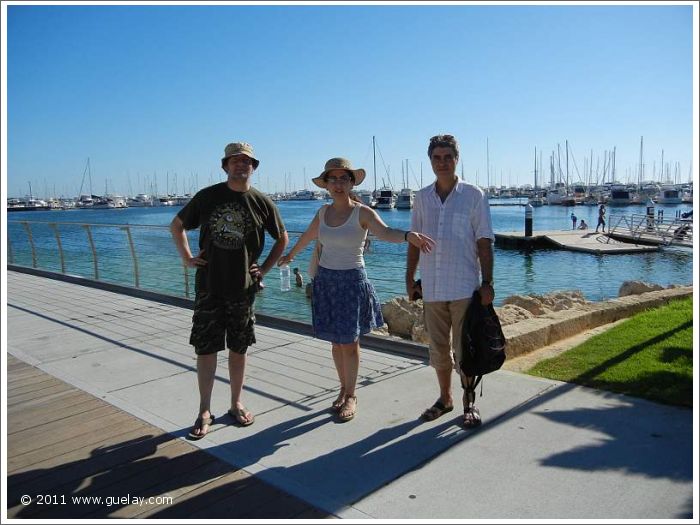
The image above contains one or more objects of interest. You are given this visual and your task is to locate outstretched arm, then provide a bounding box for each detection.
[360,207,435,253]
[277,213,321,266]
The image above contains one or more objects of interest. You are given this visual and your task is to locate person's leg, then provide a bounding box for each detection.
[192,353,217,437]
[189,296,225,437]
[228,350,253,424]
[422,301,455,419]
[448,298,481,428]
[331,343,347,410]
[225,295,256,426]
[337,341,360,420]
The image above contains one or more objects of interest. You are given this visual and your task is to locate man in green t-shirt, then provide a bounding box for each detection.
[171,142,288,439]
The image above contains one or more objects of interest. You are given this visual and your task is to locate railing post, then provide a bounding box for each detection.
[121,226,140,288]
[82,224,99,280]
[21,222,38,268]
[49,223,66,273]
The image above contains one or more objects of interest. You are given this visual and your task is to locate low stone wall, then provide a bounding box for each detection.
[503,286,693,358]
[379,284,693,360]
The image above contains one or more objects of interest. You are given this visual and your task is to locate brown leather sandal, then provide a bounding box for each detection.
[338,395,357,422]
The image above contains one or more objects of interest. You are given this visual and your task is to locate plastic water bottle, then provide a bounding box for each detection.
[279,264,291,292]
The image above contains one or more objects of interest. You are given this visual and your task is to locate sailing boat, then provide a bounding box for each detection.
[356,136,378,208]
[395,159,414,209]
[370,136,395,209]
[528,147,545,207]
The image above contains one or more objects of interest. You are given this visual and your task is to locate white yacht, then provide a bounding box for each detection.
[75,194,95,208]
[127,194,154,207]
[395,188,414,209]
[608,184,632,206]
[374,187,395,210]
[656,184,682,204]
[356,189,376,208]
[289,189,322,200]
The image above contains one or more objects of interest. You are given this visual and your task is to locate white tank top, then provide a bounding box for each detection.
[318,205,367,270]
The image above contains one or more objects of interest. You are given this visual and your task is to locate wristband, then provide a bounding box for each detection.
[404,231,410,242]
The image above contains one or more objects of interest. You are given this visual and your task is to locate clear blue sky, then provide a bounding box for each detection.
[4,2,696,198]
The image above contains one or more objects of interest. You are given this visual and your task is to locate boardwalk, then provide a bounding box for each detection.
[4,270,694,519]
[6,354,327,518]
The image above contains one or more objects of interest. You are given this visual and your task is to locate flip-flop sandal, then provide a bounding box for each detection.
[228,407,255,427]
[421,400,454,421]
[188,415,215,440]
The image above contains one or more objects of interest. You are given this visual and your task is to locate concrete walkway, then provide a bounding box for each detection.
[4,270,695,519]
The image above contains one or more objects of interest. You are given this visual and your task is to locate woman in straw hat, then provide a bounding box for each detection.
[278,157,435,422]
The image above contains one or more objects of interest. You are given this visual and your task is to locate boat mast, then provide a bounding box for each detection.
[534,147,537,189]
[372,136,377,193]
[638,136,644,183]
[486,137,490,190]
[565,139,569,192]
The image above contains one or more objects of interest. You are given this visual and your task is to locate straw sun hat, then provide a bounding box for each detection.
[312,157,366,188]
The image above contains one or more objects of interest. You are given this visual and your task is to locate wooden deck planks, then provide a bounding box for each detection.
[6,354,329,519]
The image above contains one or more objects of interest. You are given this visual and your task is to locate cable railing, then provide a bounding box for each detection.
[7,220,413,323]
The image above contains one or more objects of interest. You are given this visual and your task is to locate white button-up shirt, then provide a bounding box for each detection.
[411,180,495,302]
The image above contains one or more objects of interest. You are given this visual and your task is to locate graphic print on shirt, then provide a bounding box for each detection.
[208,202,253,250]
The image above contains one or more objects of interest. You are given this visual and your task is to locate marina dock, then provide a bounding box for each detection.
[495,230,661,254]
[5,270,692,519]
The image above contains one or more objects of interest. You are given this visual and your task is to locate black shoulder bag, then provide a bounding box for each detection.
[460,289,507,391]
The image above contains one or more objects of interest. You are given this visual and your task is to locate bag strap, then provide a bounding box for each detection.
[461,374,484,398]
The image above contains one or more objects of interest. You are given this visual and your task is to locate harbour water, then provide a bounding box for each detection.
[6,198,693,323]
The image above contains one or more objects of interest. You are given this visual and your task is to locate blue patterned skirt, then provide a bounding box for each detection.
[312,266,384,344]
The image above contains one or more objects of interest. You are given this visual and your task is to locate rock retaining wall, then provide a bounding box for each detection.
[378,284,693,360]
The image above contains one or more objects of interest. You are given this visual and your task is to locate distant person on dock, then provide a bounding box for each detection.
[578,219,588,230]
[170,141,288,439]
[406,134,495,429]
[595,204,606,233]
[278,157,435,423]
[570,212,578,230]
[293,267,304,287]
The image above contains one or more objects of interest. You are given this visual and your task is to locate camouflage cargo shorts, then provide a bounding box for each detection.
[190,292,256,355]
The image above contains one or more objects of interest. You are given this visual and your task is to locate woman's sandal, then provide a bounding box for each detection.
[331,391,346,412]
[338,395,357,422]
[188,414,215,440]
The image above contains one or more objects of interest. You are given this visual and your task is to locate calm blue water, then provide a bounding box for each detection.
[7,199,693,323]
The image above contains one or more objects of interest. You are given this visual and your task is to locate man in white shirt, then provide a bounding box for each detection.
[406,134,495,428]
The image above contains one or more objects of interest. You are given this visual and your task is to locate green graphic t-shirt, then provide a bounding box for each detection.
[177,183,285,299]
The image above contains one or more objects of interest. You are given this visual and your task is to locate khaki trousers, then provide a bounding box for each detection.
[423,298,471,371]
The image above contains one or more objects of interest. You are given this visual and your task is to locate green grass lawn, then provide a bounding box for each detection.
[527,297,693,407]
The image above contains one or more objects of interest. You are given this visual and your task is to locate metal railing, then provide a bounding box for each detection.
[608,213,693,248]
[7,220,413,323]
